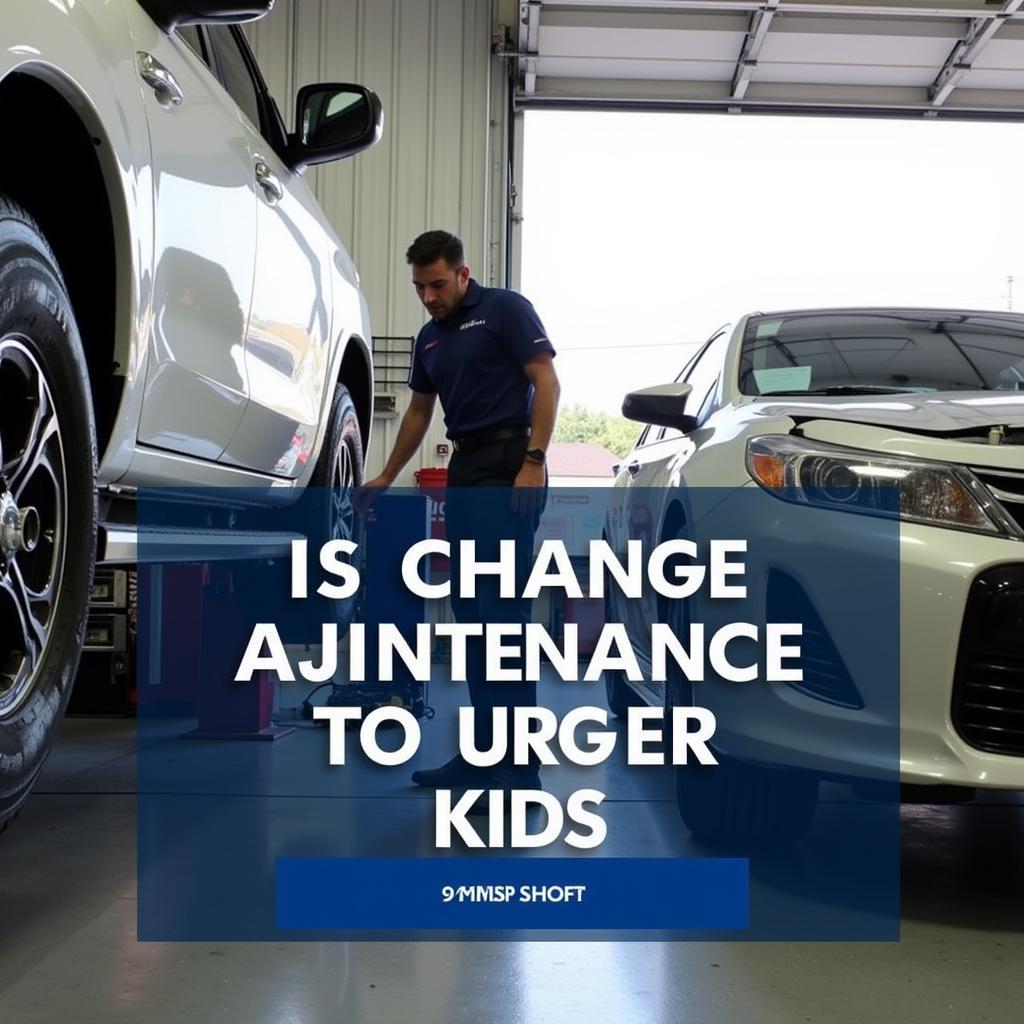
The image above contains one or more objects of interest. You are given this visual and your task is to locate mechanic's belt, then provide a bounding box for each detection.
[450,426,530,454]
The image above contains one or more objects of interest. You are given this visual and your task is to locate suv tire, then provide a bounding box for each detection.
[305,382,364,634]
[0,196,97,835]
[234,383,365,642]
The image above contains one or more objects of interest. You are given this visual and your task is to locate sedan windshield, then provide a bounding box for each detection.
[739,312,1024,396]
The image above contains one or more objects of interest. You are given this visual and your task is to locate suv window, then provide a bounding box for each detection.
[205,25,262,131]
[175,26,208,64]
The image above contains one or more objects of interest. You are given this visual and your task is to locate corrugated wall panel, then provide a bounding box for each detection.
[247,1,501,479]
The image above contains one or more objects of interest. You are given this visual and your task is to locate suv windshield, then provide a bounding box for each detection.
[739,312,1024,396]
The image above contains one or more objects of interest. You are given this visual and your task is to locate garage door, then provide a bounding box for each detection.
[508,0,1024,118]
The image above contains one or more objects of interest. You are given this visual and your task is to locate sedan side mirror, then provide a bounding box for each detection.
[622,383,699,433]
[287,84,384,173]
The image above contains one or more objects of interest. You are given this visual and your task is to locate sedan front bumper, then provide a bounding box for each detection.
[695,508,1024,791]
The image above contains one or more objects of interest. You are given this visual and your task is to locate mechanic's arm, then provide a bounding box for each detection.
[363,389,437,490]
[515,352,560,488]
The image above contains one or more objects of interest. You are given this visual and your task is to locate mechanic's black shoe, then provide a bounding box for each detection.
[411,753,493,789]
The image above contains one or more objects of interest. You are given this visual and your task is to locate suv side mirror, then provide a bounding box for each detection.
[287,84,384,173]
[622,383,699,433]
[139,0,274,33]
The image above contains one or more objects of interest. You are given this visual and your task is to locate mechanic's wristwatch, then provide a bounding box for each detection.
[524,448,546,465]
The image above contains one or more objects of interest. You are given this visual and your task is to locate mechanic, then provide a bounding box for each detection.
[359,229,560,798]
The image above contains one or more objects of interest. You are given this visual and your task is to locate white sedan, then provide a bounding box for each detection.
[607,308,1024,844]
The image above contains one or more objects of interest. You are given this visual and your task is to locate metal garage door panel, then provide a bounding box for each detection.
[537,57,736,82]
[760,24,959,67]
[969,31,1024,71]
[959,69,1024,90]
[540,21,745,62]
[754,64,937,88]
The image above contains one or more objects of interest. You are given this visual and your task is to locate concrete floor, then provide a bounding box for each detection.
[1,700,1023,1023]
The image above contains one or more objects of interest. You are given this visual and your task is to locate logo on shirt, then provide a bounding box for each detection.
[533,337,548,344]
[460,319,487,331]
[423,338,440,351]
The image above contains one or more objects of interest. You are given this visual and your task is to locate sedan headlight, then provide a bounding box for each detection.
[746,435,1021,538]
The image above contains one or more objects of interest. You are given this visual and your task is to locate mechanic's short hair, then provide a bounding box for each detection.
[406,230,464,269]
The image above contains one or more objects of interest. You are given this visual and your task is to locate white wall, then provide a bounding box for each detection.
[247,0,508,481]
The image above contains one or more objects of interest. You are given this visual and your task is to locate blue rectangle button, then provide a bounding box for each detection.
[275,857,749,931]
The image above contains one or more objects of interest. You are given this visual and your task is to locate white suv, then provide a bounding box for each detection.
[0,0,381,832]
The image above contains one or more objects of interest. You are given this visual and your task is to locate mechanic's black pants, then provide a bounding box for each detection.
[445,435,547,771]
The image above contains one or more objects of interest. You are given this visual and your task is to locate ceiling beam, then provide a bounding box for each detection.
[731,0,781,100]
[929,0,1024,106]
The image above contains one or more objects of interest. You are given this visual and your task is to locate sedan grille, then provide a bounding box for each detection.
[952,565,1024,757]
[972,466,1024,533]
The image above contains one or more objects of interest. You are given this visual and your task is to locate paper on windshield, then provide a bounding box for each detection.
[753,366,813,393]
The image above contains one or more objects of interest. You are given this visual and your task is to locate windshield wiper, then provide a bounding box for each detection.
[759,385,919,397]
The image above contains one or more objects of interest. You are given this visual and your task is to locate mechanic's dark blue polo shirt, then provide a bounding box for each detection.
[408,279,556,438]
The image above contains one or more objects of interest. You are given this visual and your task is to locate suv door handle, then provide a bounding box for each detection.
[255,161,284,204]
[137,52,184,106]
[626,460,641,477]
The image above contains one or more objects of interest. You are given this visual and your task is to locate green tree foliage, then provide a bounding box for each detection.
[554,404,642,458]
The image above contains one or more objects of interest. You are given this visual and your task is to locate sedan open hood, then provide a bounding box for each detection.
[750,391,1024,435]
[746,391,1024,469]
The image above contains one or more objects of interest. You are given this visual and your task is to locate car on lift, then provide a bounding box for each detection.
[608,308,1024,845]
[0,0,382,833]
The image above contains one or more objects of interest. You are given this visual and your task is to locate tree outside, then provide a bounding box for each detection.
[553,403,642,458]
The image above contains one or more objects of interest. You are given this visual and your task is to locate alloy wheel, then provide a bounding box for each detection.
[330,435,356,545]
[0,335,66,719]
